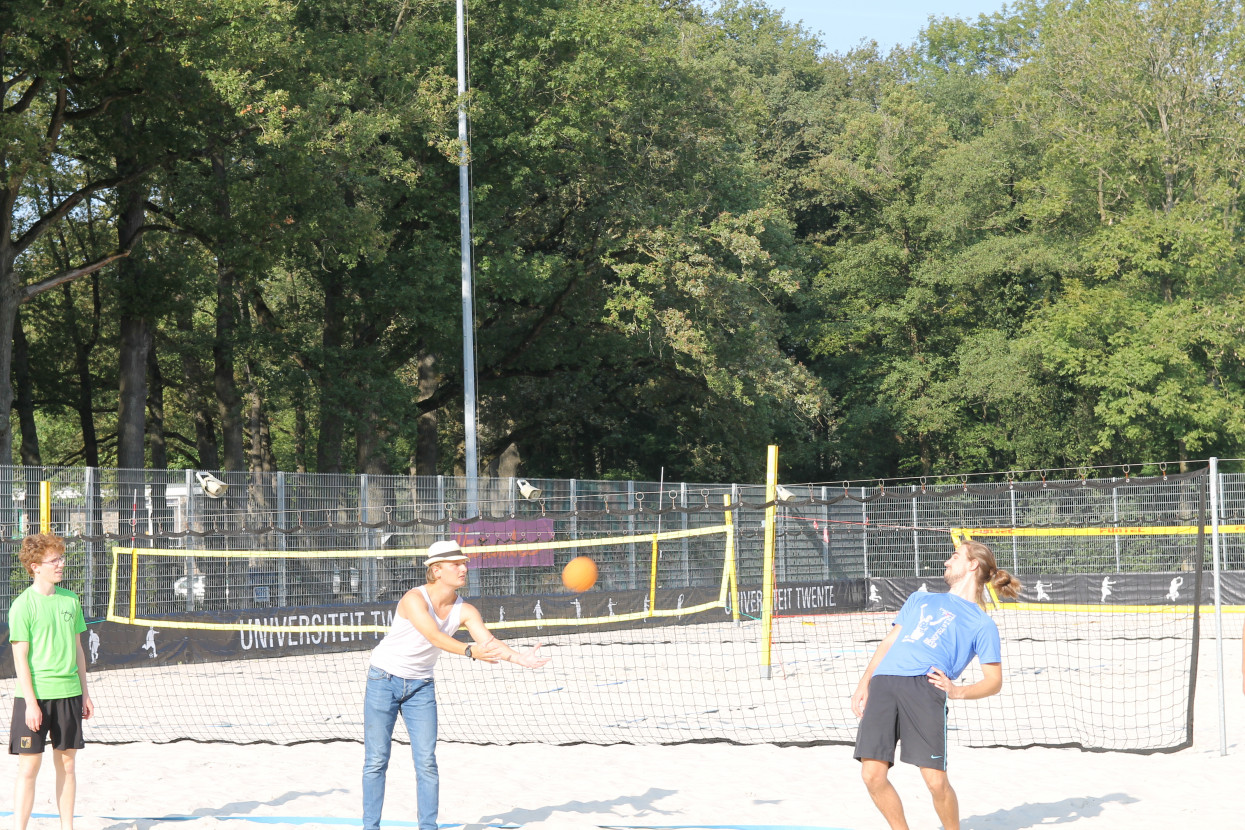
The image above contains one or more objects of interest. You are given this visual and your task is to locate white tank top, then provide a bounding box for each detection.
[369,586,463,680]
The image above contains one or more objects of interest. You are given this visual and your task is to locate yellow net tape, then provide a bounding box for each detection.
[106,523,736,633]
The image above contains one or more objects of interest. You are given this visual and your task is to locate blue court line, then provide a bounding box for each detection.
[1,813,499,827]
[599,826,852,830]
[2,813,847,830]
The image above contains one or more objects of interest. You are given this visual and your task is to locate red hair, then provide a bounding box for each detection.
[18,533,65,578]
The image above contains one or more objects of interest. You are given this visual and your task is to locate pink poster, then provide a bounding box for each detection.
[449,518,557,568]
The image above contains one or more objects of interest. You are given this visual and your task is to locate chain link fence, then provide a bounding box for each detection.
[0,463,1239,625]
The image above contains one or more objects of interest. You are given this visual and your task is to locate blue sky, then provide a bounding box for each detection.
[767,1,1011,54]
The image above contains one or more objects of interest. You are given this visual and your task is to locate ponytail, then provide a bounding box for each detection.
[961,539,1023,603]
[991,568,1023,600]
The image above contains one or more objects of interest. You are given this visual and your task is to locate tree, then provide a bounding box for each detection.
[1013,0,1245,467]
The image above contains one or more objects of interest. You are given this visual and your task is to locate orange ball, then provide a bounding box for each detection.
[561,556,598,592]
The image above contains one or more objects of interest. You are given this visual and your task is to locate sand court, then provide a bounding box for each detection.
[2,621,1242,829]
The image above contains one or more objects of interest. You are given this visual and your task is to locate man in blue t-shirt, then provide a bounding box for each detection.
[851,540,1021,830]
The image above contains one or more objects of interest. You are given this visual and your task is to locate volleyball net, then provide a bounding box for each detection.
[0,461,1229,752]
[763,523,1208,754]
[81,516,756,745]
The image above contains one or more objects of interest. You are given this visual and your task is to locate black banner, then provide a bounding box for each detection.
[862,571,1245,610]
[1,571,1239,679]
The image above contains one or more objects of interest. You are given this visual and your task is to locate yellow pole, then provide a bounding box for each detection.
[649,535,659,617]
[761,444,778,678]
[39,480,51,533]
[107,548,121,622]
[724,494,739,623]
[129,548,139,623]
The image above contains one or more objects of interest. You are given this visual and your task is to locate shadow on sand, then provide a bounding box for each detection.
[97,788,348,829]
[964,792,1140,829]
[464,787,679,829]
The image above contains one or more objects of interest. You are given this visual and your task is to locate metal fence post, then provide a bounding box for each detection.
[1113,480,1121,572]
[360,474,371,602]
[1010,486,1019,573]
[912,485,920,576]
[821,486,830,580]
[277,471,287,606]
[84,467,96,618]
[436,474,445,524]
[861,487,869,577]
[184,469,195,612]
[681,482,690,585]
[508,477,517,595]
[627,480,636,590]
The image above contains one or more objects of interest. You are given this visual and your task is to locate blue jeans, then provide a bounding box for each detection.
[362,666,439,830]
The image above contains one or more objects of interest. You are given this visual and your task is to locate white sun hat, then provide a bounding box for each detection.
[424,540,469,564]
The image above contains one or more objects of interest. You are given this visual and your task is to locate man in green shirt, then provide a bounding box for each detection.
[8,533,94,830]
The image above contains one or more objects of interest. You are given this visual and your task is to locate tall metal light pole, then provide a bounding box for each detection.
[457,0,480,595]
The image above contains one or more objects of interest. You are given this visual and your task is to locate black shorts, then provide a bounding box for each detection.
[854,674,948,770]
[9,696,85,754]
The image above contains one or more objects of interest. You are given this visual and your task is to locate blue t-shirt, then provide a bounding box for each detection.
[875,591,1001,681]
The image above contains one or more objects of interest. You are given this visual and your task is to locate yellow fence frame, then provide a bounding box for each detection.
[954,525,1245,614]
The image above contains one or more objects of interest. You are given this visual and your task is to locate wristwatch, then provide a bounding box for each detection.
[464,645,473,659]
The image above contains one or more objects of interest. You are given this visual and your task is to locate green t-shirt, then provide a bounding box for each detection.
[9,585,87,699]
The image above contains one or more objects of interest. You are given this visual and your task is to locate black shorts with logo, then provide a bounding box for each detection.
[9,696,85,754]
[854,674,948,770]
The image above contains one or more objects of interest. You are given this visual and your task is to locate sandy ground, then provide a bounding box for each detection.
[3,633,1243,829]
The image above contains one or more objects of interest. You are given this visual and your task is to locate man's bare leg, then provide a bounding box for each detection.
[861,759,910,830]
[52,748,77,830]
[13,753,42,830]
[920,766,959,830]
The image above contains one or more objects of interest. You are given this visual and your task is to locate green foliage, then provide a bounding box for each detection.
[8,0,1245,486]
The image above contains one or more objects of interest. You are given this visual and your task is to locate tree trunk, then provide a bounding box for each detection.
[64,280,101,468]
[246,361,277,475]
[13,312,40,467]
[117,315,150,469]
[175,306,218,469]
[0,244,18,468]
[356,409,389,477]
[414,353,438,475]
[315,270,347,474]
[214,260,246,472]
[211,153,246,472]
[147,343,167,470]
[294,400,308,473]
[115,171,149,471]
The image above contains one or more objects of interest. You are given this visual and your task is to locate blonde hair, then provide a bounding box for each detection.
[19,534,65,578]
[961,539,1022,603]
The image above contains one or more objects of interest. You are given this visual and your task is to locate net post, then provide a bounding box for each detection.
[106,547,120,622]
[39,480,50,533]
[761,444,778,679]
[129,545,140,623]
[1188,474,1207,753]
[648,534,659,617]
[1210,457,1226,756]
[723,494,739,624]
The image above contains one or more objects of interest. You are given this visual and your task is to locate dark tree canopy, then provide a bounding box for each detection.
[4,0,1245,484]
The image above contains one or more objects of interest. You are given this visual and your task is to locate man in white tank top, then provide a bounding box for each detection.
[362,540,549,830]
